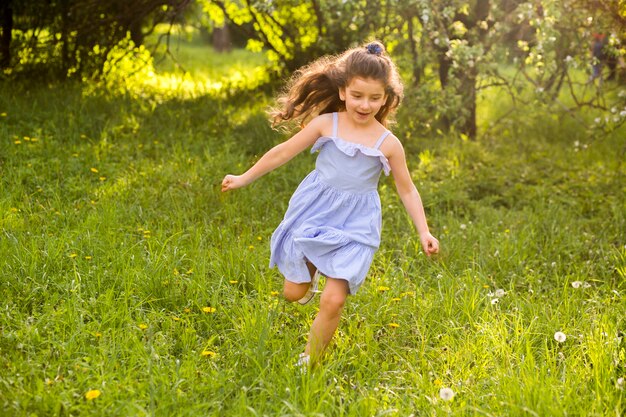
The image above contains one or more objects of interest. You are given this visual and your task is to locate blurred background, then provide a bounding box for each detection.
[1,0,625,140]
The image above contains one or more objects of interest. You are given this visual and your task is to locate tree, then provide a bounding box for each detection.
[3,0,191,78]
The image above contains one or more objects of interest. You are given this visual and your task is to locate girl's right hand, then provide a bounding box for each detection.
[221,174,247,192]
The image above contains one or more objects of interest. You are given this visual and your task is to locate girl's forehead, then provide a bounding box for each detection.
[346,77,386,93]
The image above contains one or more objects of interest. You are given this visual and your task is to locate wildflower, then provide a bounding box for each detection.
[571,281,582,289]
[0,112,6,117]
[270,291,280,296]
[202,307,216,313]
[172,317,180,321]
[491,298,499,305]
[94,332,102,338]
[377,286,390,292]
[138,323,148,330]
[439,387,455,401]
[617,377,624,389]
[186,269,193,274]
[183,308,191,313]
[229,280,238,284]
[388,323,400,328]
[90,167,98,173]
[85,389,101,400]
[391,297,401,302]
[434,378,442,387]
[494,289,506,298]
[554,331,567,343]
[85,256,92,260]
[201,350,216,358]
[460,223,467,230]
[10,208,18,213]
[99,176,106,181]
[69,253,78,258]
[248,245,254,250]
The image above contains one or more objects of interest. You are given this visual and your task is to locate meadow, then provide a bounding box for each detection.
[0,38,625,416]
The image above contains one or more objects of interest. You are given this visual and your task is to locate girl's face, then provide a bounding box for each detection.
[339,77,386,125]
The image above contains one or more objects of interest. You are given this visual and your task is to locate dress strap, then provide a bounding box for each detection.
[332,112,338,137]
[373,130,391,149]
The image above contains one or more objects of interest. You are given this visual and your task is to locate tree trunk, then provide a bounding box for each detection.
[0,0,12,69]
[459,71,477,139]
[130,19,144,47]
[407,16,421,86]
[212,25,232,52]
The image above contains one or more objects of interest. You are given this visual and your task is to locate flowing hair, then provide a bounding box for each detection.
[270,41,403,128]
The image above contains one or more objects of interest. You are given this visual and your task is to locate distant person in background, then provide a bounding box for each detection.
[222,41,439,369]
[590,33,607,83]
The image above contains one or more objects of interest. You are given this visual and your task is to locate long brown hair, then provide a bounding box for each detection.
[271,41,403,128]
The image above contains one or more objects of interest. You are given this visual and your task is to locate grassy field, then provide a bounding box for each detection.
[0,42,625,416]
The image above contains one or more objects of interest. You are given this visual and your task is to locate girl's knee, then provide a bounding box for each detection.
[319,291,346,313]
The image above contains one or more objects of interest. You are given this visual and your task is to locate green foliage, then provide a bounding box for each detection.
[0,46,625,415]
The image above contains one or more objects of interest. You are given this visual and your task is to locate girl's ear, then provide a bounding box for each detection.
[338,87,345,101]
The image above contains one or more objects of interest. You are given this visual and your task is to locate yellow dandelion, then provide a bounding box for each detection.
[270,291,280,296]
[186,269,193,274]
[85,389,101,400]
[377,286,390,292]
[138,323,148,330]
[0,112,6,117]
[173,268,179,276]
[94,332,102,338]
[14,140,21,144]
[202,307,216,313]
[434,378,442,387]
[90,167,98,173]
[99,176,106,181]
[23,137,30,141]
[248,245,255,250]
[257,236,262,241]
[72,153,79,157]
[30,137,39,142]
[388,323,400,328]
[391,297,401,302]
[85,256,92,260]
[201,350,216,357]
[183,308,191,313]
[10,207,18,213]
[69,253,78,258]
[172,317,180,321]
[229,280,238,284]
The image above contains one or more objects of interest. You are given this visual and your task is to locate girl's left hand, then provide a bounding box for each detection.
[420,233,439,257]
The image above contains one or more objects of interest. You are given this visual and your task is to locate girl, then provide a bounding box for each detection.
[221,41,439,367]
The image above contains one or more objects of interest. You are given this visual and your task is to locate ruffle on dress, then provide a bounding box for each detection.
[311,136,391,176]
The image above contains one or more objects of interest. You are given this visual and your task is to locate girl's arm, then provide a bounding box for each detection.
[221,114,329,192]
[385,135,439,256]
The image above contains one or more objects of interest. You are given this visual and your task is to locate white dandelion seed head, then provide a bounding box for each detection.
[571,281,582,289]
[495,289,506,298]
[554,331,567,343]
[460,223,467,230]
[617,377,624,389]
[439,387,455,401]
[594,117,602,124]
[491,298,500,305]
[551,262,557,268]
[583,282,591,288]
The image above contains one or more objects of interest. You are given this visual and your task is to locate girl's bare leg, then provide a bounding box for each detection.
[305,277,349,361]
[282,261,318,301]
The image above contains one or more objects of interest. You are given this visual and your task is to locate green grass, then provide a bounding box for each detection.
[0,42,625,415]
